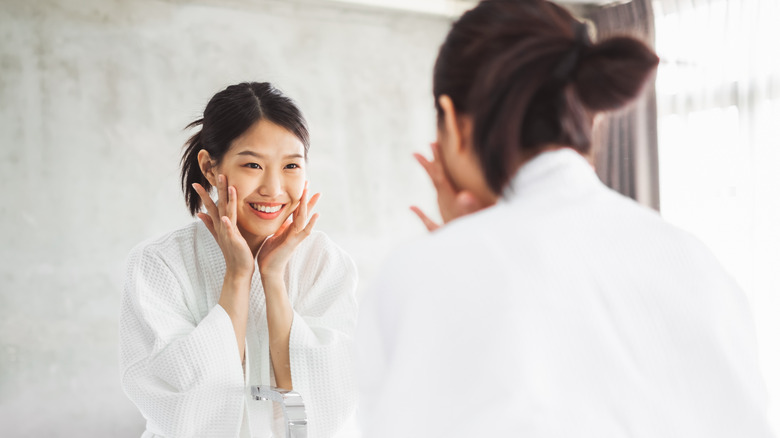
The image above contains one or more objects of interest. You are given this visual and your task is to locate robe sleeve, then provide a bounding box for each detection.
[286,233,359,438]
[119,243,245,437]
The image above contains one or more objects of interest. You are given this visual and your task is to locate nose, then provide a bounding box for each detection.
[257,167,283,198]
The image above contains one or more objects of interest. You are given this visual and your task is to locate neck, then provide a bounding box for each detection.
[237,224,268,257]
[510,144,577,174]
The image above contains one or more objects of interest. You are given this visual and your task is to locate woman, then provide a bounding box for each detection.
[358,1,773,437]
[120,82,358,437]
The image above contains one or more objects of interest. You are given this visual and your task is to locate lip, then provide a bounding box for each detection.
[248,202,286,220]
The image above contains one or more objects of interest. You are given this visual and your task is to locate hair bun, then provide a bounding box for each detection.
[574,36,660,112]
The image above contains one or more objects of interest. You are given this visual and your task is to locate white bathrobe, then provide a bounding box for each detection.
[120,222,358,438]
[358,148,773,438]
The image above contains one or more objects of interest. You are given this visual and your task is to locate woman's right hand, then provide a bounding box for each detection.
[193,175,255,279]
[410,142,486,232]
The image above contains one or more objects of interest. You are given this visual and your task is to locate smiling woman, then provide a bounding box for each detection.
[195,118,309,253]
[119,82,358,438]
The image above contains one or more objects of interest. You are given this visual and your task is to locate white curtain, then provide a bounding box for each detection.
[653,0,780,432]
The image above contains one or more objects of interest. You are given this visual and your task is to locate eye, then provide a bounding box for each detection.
[285,163,300,169]
[244,163,261,170]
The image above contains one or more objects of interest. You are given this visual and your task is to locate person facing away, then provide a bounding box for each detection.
[119,82,358,437]
[357,1,774,437]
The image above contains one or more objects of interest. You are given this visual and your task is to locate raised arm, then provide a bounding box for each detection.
[256,182,321,390]
[193,175,256,362]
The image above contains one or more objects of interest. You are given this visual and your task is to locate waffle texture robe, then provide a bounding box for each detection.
[358,148,773,438]
[120,222,358,437]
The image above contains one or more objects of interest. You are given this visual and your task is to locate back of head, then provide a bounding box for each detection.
[433,0,659,194]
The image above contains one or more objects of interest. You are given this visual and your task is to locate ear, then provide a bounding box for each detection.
[197,149,217,186]
[438,95,473,155]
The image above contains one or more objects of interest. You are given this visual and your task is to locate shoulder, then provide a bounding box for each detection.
[126,221,204,274]
[597,190,722,259]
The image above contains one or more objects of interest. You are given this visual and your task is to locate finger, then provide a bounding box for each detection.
[417,144,451,193]
[294,182,309,231]
[414,152,450,194]
[413,153,436,179]
[291,182,305,222]
[221,215,241,238]
[197,213,217,237]
[429,143,456,193]
[306,192,321,217]
[430,143,445,176]
[410,206,440,232]
[430,142,442,163]
[302,212,320,236]
[217,174,227,218]
[302,181,309,210]
[228,186,238,225]
[193,183,219,222]
[414,152,448,194]
[274,217,293,238]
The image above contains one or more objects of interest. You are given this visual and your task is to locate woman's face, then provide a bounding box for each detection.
[213,119,306,249]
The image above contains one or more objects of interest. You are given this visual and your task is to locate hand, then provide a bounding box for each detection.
[410,142,485,232]
[257,182,321,278]
[193,175,255,279]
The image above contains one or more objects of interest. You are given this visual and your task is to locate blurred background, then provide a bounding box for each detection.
[0,0,777,436]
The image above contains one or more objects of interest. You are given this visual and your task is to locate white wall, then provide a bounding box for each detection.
[0,0,449,435]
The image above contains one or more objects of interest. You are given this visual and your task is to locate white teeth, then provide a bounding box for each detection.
[251,203,283,213]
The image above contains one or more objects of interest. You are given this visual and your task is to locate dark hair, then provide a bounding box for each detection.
[180,82,310,216]
[433,0,659,194]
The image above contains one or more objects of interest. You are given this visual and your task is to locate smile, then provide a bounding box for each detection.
[250,203,283,213]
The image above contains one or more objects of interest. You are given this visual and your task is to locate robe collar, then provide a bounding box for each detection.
[500,147,601,204]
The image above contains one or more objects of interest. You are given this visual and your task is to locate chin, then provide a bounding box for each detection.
[245,223,279,240]
[243,215,289,239]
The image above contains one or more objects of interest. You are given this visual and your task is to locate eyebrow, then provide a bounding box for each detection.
[236,151,304,160]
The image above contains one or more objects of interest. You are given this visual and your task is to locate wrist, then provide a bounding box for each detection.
[260,271,285,285]
[259,264,285,279]
[224,269,253,287]
[219,273,251,313]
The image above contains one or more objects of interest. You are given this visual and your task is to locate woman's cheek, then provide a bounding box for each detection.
[292,174,306,201]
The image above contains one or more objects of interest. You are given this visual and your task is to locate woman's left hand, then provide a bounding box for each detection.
[257,182,321,278]
[410,142,487,232]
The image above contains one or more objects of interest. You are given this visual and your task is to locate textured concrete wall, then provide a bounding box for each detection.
[0,0,449,435]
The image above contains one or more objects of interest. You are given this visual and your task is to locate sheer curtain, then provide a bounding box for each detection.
[653,0,780,432]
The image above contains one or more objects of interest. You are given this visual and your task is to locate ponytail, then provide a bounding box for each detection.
[180,118,208,217]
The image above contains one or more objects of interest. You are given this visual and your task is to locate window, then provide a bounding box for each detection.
[654,0,780,431]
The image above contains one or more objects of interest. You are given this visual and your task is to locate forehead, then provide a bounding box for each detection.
[228,119,305,157]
